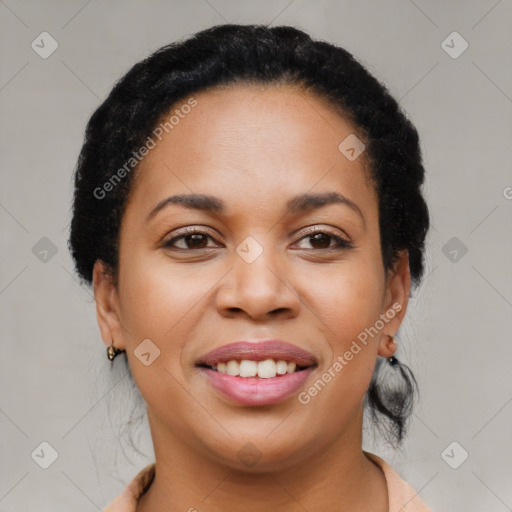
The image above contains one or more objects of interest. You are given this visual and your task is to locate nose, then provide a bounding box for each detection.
[215,239,301,321]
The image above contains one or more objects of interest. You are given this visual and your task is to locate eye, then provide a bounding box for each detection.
[294,228,354,251]
[163,228,221,250]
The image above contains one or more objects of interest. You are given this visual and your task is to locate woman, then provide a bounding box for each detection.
[68,24,433,512]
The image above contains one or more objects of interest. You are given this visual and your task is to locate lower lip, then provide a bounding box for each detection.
[199,367,315,406]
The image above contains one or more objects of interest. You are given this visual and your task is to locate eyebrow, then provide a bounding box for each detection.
[145,191,365,225]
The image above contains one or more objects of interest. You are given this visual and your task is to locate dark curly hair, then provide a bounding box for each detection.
[68,23,429,448]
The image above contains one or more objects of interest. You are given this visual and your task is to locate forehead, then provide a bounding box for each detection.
[125,83,377,223]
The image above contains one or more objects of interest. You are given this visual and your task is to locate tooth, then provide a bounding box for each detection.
[239,360,258,377]
[257,359,277,378]
[276,360,288,375]
[226,360,240,376]
[218,359,300,376]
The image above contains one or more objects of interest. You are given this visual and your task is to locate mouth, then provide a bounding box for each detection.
[195,339,318,379]
[195,340,318,405]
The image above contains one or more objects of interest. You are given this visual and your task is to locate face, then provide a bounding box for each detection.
[94,83,410,472]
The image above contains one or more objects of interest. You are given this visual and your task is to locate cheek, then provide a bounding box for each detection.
[117,250,202,406]
[305,257,384,345]
[119,244,204,340]
[299,256,384,407]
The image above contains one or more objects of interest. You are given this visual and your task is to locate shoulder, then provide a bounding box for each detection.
[364,451,435,512]
[102,463,156,512]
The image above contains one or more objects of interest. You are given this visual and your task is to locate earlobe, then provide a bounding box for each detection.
[92,260,125,350]
[379,334,398,359]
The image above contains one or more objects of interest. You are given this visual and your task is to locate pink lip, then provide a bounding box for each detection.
[200,367,315,406]
[196,340,317,367]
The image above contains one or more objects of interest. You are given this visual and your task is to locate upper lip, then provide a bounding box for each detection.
[196,340,318,367]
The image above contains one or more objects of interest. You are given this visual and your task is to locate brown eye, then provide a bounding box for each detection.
[180,233,209,249]
[308,232,331,249]
[163,229,220,250]
[295,229,353,251]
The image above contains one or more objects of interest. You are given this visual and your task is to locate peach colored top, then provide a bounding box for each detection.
[103,450,434,511]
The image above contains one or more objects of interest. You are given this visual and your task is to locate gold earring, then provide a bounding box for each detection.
[107,341,124,361]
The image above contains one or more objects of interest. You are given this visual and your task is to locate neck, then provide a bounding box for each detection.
[136,407,388,512]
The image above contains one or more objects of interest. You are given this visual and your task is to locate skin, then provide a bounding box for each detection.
[93,83,411,512]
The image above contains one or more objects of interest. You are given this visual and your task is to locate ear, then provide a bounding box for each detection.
[92,260,126,350]
[378,250,411,358]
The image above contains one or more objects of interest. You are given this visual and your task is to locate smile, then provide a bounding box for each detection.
[199,358,310,378]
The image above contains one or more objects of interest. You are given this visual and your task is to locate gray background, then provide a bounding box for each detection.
[1,0,511,510]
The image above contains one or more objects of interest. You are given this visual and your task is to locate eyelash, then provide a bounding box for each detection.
[162,226,354,252]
